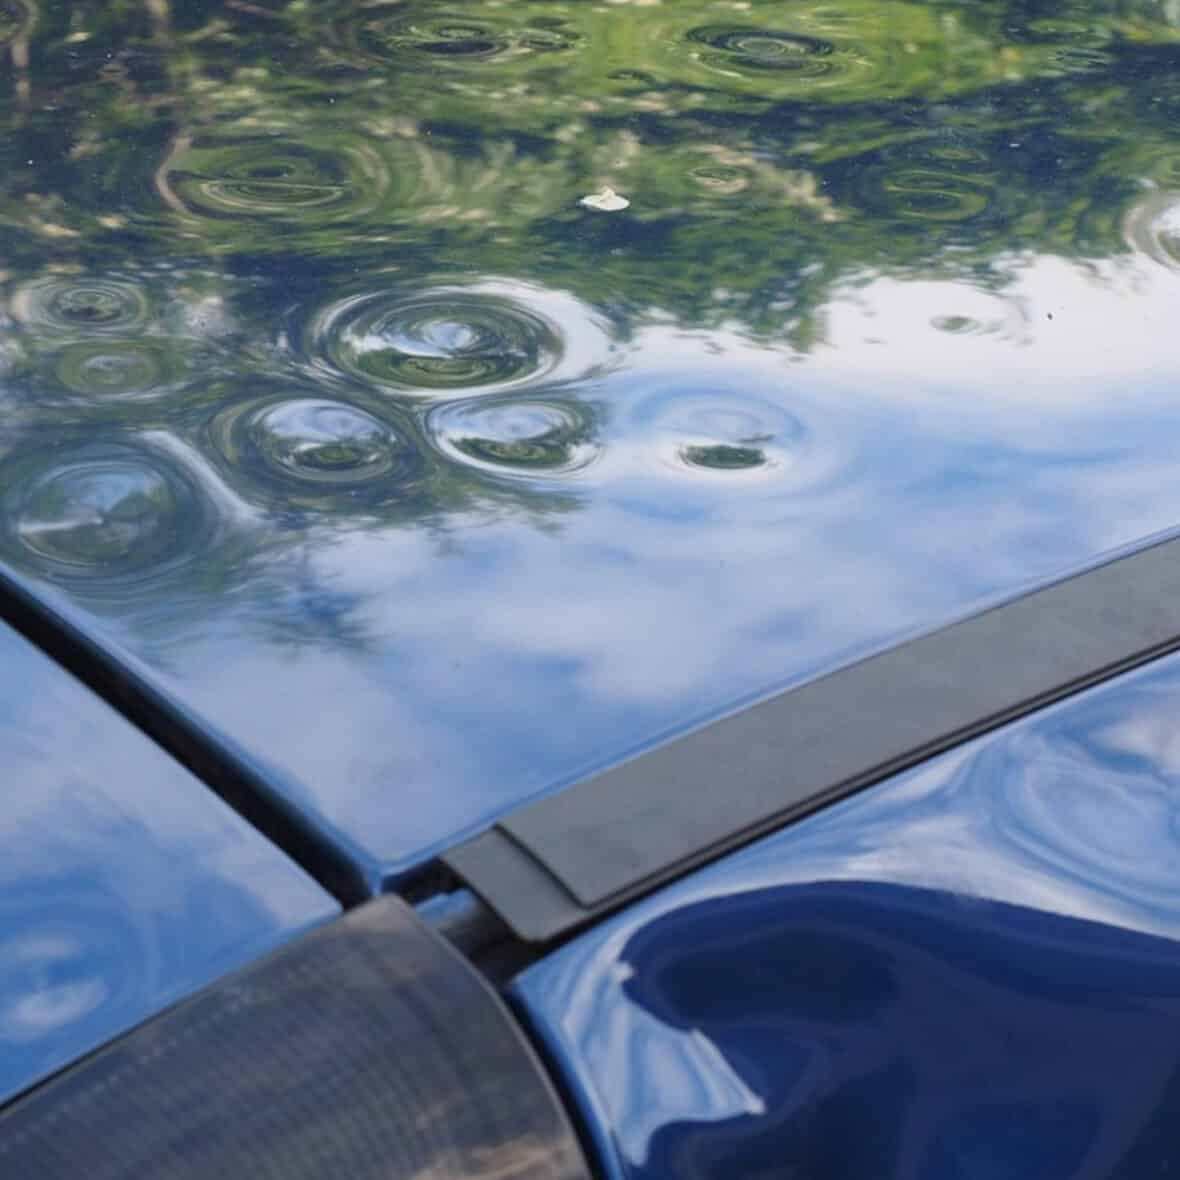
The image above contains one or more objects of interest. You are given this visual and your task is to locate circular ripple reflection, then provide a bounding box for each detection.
[1012,16,1112,75]
[856,141,996,224]
[1,445,211,586]
[352,9,578,66]
[53,341,173,399]
[630,390,807,482]
[826,278,1029,355]
[1125,191,1180,272]
[428,395,599,481]
[689,26,835,72]
[304,281,609,396]
[683,23,878,95]
[11,277,150,337]
[874,167,992,222]
[209,395,421,506]
[166,136,390,224]
[315,294,554,391]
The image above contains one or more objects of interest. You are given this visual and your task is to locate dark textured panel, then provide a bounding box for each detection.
[0,898,591,1180]
[447,534,1180,940]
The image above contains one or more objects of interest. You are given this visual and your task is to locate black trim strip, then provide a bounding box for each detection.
[446,535,1180,941]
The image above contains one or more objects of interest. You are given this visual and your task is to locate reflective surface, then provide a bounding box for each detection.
[514,650,1180,1180]
[0,616,338,1106]
[7,3,1180,880]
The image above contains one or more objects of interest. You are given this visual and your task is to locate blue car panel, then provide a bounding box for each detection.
[4,2,1180,890]
[0,617,339,1106]
[8,3,1180,1159]
[514,647,1180,1180]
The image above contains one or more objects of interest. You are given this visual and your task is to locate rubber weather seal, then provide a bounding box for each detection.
[445,533,1180,942]
[0,897,592,1180]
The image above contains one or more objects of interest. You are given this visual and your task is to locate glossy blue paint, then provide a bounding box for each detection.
[13,299,1180,891]
[514,648,1180,1180]
[0,618,339,1107]
[6,5,1180,886]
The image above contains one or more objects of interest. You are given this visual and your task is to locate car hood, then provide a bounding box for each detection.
[3,1,1180,890]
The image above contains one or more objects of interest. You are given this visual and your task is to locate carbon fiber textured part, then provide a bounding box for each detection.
[0,897,592,1180]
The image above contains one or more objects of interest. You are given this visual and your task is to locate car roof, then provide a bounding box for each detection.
[3,0,1180,896]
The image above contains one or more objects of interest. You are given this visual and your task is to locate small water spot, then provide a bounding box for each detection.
[828,279,1028,351]
[681,443,766,471]
[931,315,979,335]
[629,388,807,484]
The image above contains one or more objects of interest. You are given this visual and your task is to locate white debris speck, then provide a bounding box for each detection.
[579,186,630,212]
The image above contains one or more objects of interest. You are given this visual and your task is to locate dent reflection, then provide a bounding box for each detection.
[0,620,336,1105]
[515,652,1180,1180]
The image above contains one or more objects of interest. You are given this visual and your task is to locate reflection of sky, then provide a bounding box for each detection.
[0,619,337,1105]
[16,240,1180,882]
[814,252,1180,389]
[513,651,1180,1180]
[8,0,1180,881]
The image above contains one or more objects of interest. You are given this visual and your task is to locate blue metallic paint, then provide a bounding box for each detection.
[5,8,1180,892]
[0,618,339,1107]
[12,359,1180,892]
[514,648,1180,1180]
